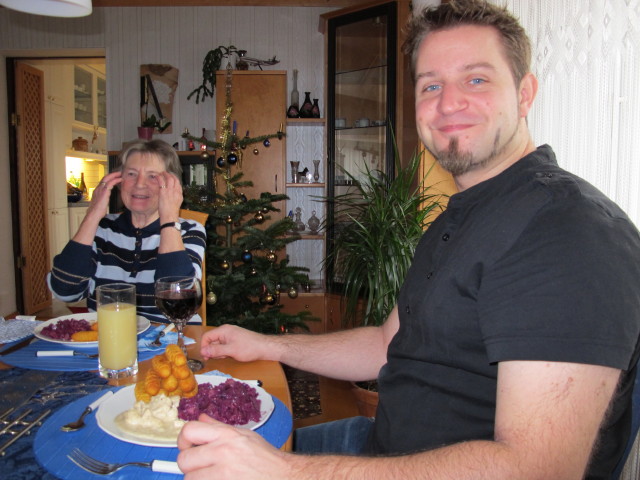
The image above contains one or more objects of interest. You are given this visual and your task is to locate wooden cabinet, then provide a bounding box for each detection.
[215,70,286,226]
[279,293,326,334]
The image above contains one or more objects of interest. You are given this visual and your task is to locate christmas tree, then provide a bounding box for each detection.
[183,68,317,334]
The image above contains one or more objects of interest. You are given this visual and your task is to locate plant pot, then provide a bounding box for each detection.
[350,381,378,418]
[137,126,154,140]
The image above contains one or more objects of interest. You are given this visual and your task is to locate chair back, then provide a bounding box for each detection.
[179,209,208,324]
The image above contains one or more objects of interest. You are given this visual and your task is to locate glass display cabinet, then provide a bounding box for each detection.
[324,1,399,288]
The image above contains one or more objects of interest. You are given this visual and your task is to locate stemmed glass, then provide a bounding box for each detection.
[154,275,203,371]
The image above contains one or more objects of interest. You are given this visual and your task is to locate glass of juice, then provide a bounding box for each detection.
[96,283,138,379]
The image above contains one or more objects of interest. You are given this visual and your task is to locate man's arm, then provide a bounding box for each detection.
[200,306,400,381]
[178,360,621,479]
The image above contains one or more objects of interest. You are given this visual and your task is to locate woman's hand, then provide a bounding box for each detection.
[177,414,291,480]
[72,171,122,245]
[87,171,122,219]
[158,171,183,223]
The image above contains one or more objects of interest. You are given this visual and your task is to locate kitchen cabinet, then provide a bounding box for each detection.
[321,0,418,289]
[68,206,88,238]
[74,65,107,134]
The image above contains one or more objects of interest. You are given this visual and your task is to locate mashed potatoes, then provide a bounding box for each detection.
[115,394,185,441]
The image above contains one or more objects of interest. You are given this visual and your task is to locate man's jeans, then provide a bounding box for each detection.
[294,416,375,454]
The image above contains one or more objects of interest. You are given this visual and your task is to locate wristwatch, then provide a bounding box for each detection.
[160,221,181,232]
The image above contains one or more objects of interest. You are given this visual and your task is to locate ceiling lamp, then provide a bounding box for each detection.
[0,0,92,18]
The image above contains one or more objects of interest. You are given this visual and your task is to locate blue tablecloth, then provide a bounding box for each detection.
[34,389,292,479]
[0,340,160,371]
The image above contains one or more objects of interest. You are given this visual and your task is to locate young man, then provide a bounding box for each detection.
[177,2,640,478]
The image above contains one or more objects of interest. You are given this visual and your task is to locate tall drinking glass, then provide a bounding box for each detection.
[155,276,203,371]
[97,283,138,379]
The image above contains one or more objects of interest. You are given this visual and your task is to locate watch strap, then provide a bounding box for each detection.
[160,221,181,232]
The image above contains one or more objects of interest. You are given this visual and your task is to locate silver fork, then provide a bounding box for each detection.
[67,448,182,475]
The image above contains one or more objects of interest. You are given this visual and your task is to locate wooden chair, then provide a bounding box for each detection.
[179,209,208,324]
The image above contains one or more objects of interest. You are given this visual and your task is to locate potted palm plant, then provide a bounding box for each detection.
[324,147,446,416]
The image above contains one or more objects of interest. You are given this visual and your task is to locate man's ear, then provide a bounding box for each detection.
[518,72,538,118]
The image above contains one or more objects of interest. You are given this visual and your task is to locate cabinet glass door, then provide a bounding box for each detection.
[97,76,107,129]
[326,2,397,287]
[74,66,93,125]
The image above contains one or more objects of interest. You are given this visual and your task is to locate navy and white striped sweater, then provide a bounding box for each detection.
[47,210,207,324]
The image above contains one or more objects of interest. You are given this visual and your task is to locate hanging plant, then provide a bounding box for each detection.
[188,45,240,104]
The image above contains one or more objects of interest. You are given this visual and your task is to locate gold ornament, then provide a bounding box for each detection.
[207,291,217,304]
[266,250,277,263]
[254,211,264,223]
[288,286,298,298]
[221,260,230,270]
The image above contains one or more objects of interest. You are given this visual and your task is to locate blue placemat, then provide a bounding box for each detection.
[34,388,292,479]
[0,340,160,371]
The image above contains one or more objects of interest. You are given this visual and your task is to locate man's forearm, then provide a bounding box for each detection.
[273,326,388,381]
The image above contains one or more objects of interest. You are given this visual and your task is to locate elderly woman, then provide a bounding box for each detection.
[47,139,206,323]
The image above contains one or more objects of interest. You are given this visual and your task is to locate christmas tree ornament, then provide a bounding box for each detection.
[240,194,248,203]
[254,211,264,223]
[263,138,271,148]
[201,150,210,160]
[242,130,250,149]
[207,291,218,304]
[250,266,258,276]
[221,260,230,270]
[288,286,298,299]
[265,293,276,305]
[225,216,233,224]
[253,148,259,155]
[217,156,226,167]
[266,250,277,263]
[227,152,238,164]
[241,250,253,263]
[261,206,269,214]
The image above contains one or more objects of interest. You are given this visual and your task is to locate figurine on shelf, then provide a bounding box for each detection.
[294,207,306,232]
[299,92,314,118]
[307,211,320,234]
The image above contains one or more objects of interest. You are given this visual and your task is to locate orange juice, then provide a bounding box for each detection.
[98,302,137,370]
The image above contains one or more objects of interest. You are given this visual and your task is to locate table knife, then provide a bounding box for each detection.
[0,336,35,356]
[36,350,98,357]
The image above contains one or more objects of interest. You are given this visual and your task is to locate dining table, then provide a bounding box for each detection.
[0,319,293,479]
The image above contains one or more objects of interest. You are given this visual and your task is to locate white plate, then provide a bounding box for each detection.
[96,375,275,448]
[34,312,151,348]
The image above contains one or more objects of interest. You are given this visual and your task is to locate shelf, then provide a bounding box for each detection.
[286,183,325,188]
[65,150,108,162]
[287,232,324,240]
[286,118,325,126]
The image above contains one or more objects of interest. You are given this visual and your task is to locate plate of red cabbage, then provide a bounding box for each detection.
[34,313,151,347]
[96,375,275,447]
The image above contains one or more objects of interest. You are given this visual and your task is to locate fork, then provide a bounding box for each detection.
[67,448,182,475]
[151,323,175,346]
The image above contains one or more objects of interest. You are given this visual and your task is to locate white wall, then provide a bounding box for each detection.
[0,5,330,315]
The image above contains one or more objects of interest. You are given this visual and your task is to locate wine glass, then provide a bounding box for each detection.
[154,275,203,371]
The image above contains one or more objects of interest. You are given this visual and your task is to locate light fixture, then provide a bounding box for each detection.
[0,0,92,18]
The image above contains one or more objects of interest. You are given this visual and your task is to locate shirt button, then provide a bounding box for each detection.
[426,272,433,279]
[134,253,140,260]
[442,233,450,241]
[405,306,410,314]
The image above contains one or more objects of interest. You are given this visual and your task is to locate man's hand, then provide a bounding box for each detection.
[177,414,291,480]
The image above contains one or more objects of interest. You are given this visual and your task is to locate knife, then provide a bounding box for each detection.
[36,350,99,358]
[0,335,35,356]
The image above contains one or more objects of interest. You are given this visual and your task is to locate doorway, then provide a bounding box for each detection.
[7,54,106,314]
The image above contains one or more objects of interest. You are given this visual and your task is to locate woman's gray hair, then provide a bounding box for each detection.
[118,139,182,177]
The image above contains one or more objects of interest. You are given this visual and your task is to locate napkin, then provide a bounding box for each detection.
[0,316,38,344]
[137,325,195,352]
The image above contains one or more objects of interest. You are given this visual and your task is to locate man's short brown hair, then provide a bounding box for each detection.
[403,0,532,87]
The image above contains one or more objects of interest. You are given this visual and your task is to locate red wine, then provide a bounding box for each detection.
[155,289,202,322]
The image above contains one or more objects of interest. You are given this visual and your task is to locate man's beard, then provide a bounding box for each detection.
[432,126,517,177]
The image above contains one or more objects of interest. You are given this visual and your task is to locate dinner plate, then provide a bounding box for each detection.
[34,312,151,348]
[95,375,275,448]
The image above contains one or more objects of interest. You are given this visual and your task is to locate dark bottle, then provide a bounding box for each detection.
[299,91,313,118]
[286,69,300,118]
[311,99,320,118]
